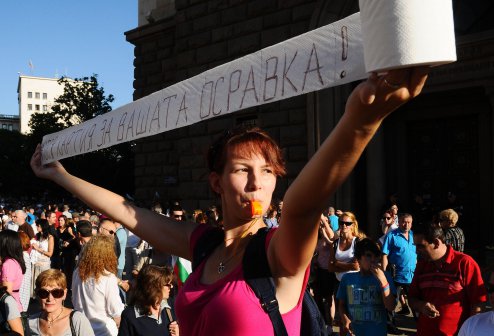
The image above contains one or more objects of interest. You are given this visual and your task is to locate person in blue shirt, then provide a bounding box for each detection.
[327,206,340,233]
[337,238,396,336]
[382,213,417,315]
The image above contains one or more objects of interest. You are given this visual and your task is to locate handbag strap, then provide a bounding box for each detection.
[70,310,76,336]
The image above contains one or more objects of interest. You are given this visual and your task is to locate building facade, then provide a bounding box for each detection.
[125,0,494,252]
[0,114,19,131]
[17,75,65,134]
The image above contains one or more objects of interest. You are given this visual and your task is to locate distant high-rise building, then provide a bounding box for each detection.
[17,75,65,134]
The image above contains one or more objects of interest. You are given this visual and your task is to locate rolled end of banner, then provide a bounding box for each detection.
[250,201,263,217]
[359,0,457,73]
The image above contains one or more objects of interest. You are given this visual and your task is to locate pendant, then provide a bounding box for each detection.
[218,262,225,274]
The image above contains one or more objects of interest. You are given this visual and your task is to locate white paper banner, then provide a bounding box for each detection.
[41,1,456,163]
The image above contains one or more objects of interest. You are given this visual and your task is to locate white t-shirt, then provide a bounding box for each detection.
[458,311,494,336]
[335,237,358,281]
[71,269,124,336]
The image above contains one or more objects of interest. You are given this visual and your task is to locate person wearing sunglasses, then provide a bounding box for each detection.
[378,210,397,246]
[119,265,179,336]
[327,212,366,329]
[337,238,396,336]
[72,235,124,336]
[29,269,94,336]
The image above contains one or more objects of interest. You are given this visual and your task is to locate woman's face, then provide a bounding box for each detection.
[212,149,277,220]
[38,283,67,313]
[162,282,173,300]
[58,217,65,227]
[339,216,354,234]
[36,225,42,233]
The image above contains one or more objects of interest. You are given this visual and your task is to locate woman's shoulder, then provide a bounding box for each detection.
[70,310,89,322]
[121,305,136,318]
[70,310,96,336]
[3,294,20,311]
[1,258,21,272]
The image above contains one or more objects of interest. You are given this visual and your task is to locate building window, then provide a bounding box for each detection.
[35,104,40,111]
[35,92,40,99]
[28,92,33,98]
[28,104,33,111]
[43,105,48,112]
[43,93,47,99]
[8,124,13,131]
[2,124,7,130]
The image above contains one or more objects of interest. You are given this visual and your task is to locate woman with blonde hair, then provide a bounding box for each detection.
[72,235,124,336]
[29,269,93,336]
[328,212,366,314]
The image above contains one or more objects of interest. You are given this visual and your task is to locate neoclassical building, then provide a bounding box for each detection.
[125,0,494,253]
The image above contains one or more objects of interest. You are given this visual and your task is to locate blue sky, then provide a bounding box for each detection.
[0,0,137,116]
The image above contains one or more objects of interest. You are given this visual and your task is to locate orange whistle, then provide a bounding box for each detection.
[250,201,263,217]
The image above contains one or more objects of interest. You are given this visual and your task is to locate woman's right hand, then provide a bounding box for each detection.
[30,144,68,181]
[169,321,179,335]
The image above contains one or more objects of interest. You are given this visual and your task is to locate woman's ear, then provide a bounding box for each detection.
[209,172,222,195]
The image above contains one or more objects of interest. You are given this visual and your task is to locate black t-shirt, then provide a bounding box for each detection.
[118,305,174,336]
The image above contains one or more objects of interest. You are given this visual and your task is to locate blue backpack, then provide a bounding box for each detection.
[192,227,328,336]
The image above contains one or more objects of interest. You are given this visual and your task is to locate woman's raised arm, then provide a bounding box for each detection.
[270,67,429,276]
[30,146,197,259]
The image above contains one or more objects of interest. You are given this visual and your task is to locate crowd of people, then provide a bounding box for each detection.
[1,193,492,336]
[0,67,492,336]
[0,203,181,336]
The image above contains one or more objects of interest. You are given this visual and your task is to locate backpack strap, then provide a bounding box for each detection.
[70,310,76,336]
[192,227,224,271]
[0,292,8,324]
[243,228,288,336]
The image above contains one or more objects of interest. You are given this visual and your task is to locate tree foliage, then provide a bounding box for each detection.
[22,74,133,198]
[28,75,114,142]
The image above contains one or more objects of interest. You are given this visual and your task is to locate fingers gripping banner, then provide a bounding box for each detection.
[41,0,456,164]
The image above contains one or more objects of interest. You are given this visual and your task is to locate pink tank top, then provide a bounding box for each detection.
[175,226,308,336]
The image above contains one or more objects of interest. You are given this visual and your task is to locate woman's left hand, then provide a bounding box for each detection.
[346,66,430,127]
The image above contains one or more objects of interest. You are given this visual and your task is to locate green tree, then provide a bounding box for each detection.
[28,75,114,142]
[26,74,133,197]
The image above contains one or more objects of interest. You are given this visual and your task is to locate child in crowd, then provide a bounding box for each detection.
[337,238,396,336]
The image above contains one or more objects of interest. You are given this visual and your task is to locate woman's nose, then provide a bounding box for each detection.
[247,171,262,191]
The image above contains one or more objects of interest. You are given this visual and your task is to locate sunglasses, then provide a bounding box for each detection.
[37,288,64,299]
[383,216,392,220]
[340,221,353,226]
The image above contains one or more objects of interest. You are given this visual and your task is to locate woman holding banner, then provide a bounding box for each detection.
[31,67,429,335]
